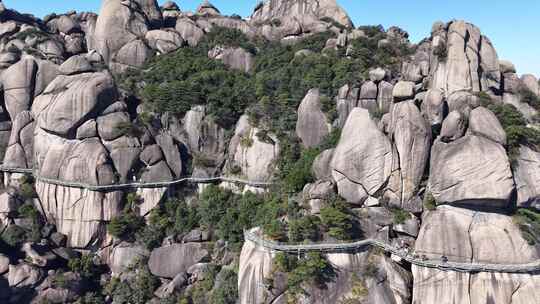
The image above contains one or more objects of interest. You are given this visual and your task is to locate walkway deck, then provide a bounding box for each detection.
[244,231,540,274]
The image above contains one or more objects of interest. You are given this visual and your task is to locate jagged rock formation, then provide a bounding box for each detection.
[0,1,538,303]
[296,88,331,148]
[331,108,393,205]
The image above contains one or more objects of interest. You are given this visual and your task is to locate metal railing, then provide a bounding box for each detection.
[0,165,273,191]
[244,231,540,274]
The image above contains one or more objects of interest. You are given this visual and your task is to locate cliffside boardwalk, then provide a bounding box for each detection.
[0,165,273,190]
[244,231,540,274]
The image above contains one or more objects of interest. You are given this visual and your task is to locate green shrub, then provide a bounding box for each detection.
[107,212,145,241]
[281,148,320,193]
[239,135,254,147]
[104,262,160,304]
[423,192,437,211]
[18,203,39,219]
[320,200,354,240]
[320,95,337,122]
[513,209,540,245]
[520,87,540,111]
[2,225,27,247]
[115,121,144,138]
[187,265,220,304]
[209,268,238,304]
[433,43,447,61]
[342,274,368,303]
[273,252,295,273]
[488,103,540,160]
[193,153,217,167]
[288,215,320,242]
[68,254,99,279]
[263,220,285,241]
[19,182,37,199]
[138,47,256,129]
[51,272,69,289]
[391,208,411,224]
[287,252,336,297]
[320,128,342,150]
[199,26,256,54]
[75,292,105,304]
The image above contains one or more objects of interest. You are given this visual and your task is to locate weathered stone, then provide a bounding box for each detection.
[467,106,506,144]
[440,110,465,142]
[2,58,37,120]
[392,81,415,100]
[499,60,516,74]
[229,115,280,182]
[76,119,97,139]
[97,112,131,141]
[148,243,209,278]
[446,90,479,117]
[296,89,331,148]
[110,243,149,275]
[196,0,221,16]
[145,29,184,54]
[513,145,540,210]
[250,0,353,30]
[102,101,128,115]
[0,192,21,214]
[388,101,431,206]
[21,243,57,267]
[503,72,522,94]
[56,15,80,34]
[0,51,19,68]
[412,205,540,304]
[369,67,386,82]
[331,108,392,204]
[94,0,150,63]
[32,71,117,136]
[155,273,187,299]
[113,39,153,70]
[431,21,502,95]
[182,229,209,243]
[182,105,226,168]
[503,92,537,121]
[208,46,254,73]
[140,144,164,166]
[336,84,359,127]
[393,216,419,237]
[8,263,43,287]
[156,133,182,178]
[107,136,141,182]
[141,160,173,183]
[422,88,445,127]
[0,253,9,274]
[360,81,378,100]
[59,55,93,75]
[429,135,514,207]
[175,18,204,47]
[377,81,393,114]
[312,149,334,181]
[37,39,65,59]
[238,231,274,304]
[521,74,539,96]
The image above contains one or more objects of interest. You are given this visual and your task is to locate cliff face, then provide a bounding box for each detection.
[0,1,538,303]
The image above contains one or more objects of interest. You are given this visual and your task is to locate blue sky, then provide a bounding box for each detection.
[5,0,540,76]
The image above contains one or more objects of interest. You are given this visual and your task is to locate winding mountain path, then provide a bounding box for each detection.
[244,231,540,274]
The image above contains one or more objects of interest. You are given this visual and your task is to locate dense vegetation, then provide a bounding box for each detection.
[476,92,540,160]
[513,209,540,245]
[120,26,411,132]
